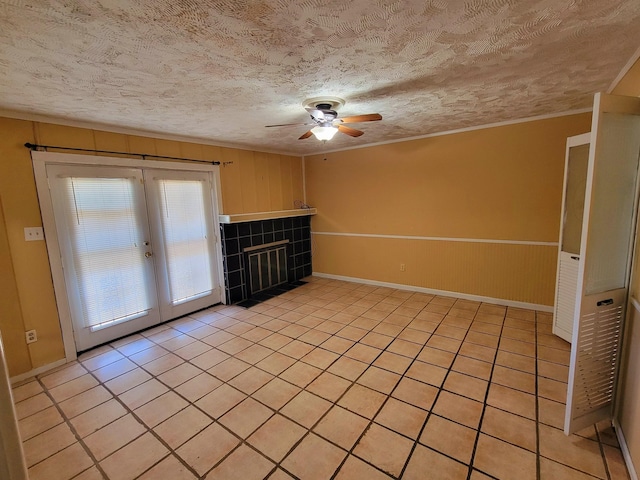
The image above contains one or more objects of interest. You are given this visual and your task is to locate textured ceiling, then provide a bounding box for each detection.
[1,0,639,156]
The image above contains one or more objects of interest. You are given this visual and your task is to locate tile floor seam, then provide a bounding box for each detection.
[106,336,293,478]
[320,321,428,479]
[190,320,379,477]
[200,439,276,479]
[89,339,282,480]
[273,341,390,478]
[462,307,506,480]
[396,302,472,479]
[596,426,613,480]
[31,375,111,480]
[278,299,433,479]
[78,339,238,478]
[535,310,542,480]
[81,356,202,480]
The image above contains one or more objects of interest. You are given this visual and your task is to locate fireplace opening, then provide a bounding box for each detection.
[244,240,289,295]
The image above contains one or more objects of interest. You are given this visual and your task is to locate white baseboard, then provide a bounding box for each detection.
[312,272,553,312]
[614,418,638,480]
[10,358,67,385]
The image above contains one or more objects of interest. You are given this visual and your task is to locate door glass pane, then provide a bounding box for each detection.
[561,144,589,255]
[157,179,213,304]
[584,113,640,295]
[62,176,152,329]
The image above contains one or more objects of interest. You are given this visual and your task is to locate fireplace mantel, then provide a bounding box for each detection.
[218,208,317,224]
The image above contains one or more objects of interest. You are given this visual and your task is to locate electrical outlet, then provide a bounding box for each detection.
[400,263,406,272]
[24,227,44,242]
[25,330,37,344]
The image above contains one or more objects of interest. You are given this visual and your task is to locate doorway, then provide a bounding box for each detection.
[33,152,224,355]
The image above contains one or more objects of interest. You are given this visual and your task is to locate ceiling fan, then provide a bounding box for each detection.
[265,97,382,141]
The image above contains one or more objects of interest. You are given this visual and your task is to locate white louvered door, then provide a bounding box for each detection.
[565,93,640,434]
[554,134,589,343]
[554,251,581,342]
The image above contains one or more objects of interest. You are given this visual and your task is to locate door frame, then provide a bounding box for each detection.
[32,151,225,362]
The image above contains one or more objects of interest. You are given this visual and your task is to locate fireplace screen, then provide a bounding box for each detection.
[247,244,288,294]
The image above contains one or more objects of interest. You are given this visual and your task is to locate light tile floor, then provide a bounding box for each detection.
[13,277,631,480]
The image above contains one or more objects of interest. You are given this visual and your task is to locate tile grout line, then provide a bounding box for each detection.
[463,307,508,480]
[535,311,542,480]
[109,293,399,479]
[397,302,480,479]
[82,354,203,480]
[276,306,415,479]
[595,421,613,480]
[32,374,111,480]
[236,291,402,478]
[274,293,459,478]
[325,303,444,479]
[94,323,300,479]
[75,317,288,479]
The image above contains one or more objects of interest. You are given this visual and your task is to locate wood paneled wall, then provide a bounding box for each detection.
[0,117,303,376]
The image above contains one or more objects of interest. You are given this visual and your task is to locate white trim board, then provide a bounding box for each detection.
[10,359,67,385]
[304,108,593,156]
[0,107,591,159]
[614,418,639,480]
[0,108,297,157]
[608,45,640,94]
[312,272,553,312]
[312,231,558,247]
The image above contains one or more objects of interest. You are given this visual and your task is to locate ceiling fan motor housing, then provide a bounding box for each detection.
[315,103,334,111]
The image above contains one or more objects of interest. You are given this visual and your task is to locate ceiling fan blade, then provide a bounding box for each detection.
[305,107,326,121]
[338,125,364,137]
[265,122,315,127]
[339,113,382,123]
[298,130,313,140]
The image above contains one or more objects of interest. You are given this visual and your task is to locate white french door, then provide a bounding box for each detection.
[144,170,221,320]
[565,93,640,434]
[36,154,223,353]
[47,165,161,350]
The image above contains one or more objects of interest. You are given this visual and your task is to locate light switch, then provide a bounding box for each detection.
[24,227,44,241]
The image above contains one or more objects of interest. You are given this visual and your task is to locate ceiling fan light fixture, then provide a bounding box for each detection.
[311,125,338,141]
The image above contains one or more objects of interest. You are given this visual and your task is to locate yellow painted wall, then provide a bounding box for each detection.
[0,197,32,375]
[612,56,640,477]
[306,113,592,306]
[0,116,303,377]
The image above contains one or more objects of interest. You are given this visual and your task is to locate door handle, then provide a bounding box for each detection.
[145,252,153,258]
[570,256,580,260]
[597,298,613,307]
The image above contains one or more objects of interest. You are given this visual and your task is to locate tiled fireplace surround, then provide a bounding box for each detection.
[220,215,313,304]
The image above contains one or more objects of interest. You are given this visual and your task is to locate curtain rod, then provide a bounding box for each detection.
[24,142,221,165]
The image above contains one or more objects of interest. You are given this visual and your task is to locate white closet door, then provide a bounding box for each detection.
[553,135,590,343]
[47,164,161,351]
[144,169,222,320]
[565,93,640,434]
